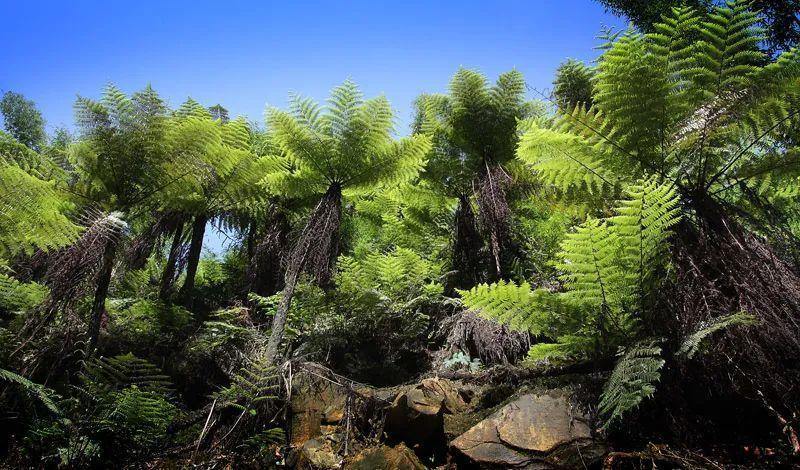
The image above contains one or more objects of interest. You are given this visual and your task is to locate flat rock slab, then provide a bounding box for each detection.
[497,393,591,452]
[451,391,600,468]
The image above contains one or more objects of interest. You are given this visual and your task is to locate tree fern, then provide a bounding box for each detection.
[262,81,430,363]
[460,179,680,357]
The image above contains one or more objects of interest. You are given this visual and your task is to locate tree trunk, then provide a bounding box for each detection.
[448,194,484,293]
[249,209,290,297]
[265,185,341,364]
[180,214,207,304]
[88,239,117,353]
[476,162,514,281]
[159,219,185,302]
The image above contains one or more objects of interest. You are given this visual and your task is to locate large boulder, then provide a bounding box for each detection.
[289,365,348,446]
[383,377,470,464]
[451,391,606,468]
[345,444,426,470]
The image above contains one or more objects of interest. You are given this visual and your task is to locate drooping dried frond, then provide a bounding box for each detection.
[44,210,127,308]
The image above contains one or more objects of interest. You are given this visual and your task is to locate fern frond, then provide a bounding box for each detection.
[599,339,665,428]
[0,368,62,416]
[678,311,757,359]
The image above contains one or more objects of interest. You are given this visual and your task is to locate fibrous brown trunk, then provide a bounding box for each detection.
[180,214,207,305]
[88,239,117,353]
[449,194,484,292]
[476,162,514,281]
[248,209,290,297]
[265,185,342,364]
[666,196,800,452]
[159,219,185,302]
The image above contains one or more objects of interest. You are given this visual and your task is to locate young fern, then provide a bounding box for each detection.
[598,340,665,428]
[677,311,758,359]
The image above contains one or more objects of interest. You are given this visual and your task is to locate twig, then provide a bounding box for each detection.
[194,398,217,459]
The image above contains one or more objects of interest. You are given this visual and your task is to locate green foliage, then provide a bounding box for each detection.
[264,80,430,198]
[595,0,799,54]
[336,246,443,304]
[0,263,49,312]
[461,179,680,357]
[599,340,665,428]
[415,68,535,196]
[109,386,177,446]
[81,353,175,395]
[678,311,758,358]
[553,59,596,110]
[106,300,192,349]
[443,351,482,372]
[189,306,254,354]
[521,1,800,210]
[72,84,173,209]
[0,91,46,150]
[0,367,62,416]
[216,353,280,414]
[0,164,81,257]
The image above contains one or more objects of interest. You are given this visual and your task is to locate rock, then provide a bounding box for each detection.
[294,438,340,469]
[345,444,425,470]
[289,365,348,446]
[451,390,605,468]
[384,377,469,465]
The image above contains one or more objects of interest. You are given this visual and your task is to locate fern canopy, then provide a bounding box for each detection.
[263,80,430,198]
[518,1,800,207]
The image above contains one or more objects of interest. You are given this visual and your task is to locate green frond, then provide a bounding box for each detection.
[81,353,174,396]
[599,339,665,428]
[517,121,618,196]
[0,165,82,257]
[0,263,48,312]
[458,280,558,334]
[678,311,757,359]
[0,368,62,416]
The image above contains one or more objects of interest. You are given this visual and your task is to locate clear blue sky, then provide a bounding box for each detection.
[1,0,626,252]
[1,0,625,135]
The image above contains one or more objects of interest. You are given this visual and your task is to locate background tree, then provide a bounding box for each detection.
[0,91,46,150]
[552,59,596,110]
[595,0,799,54]
[415,69,534,281]
[156,99,267,306]
[262,80,430,363]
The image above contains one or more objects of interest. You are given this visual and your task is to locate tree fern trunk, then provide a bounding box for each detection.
[449,194,484,292]
[180,214,207,304]
[265,185,341,364]
[88,239,117,353]
[249,209,289,297]
[159,219,185,302]
[476,163,514,281]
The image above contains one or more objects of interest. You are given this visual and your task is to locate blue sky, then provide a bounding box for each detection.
[1,0,625,135]
[1,0,626,252]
